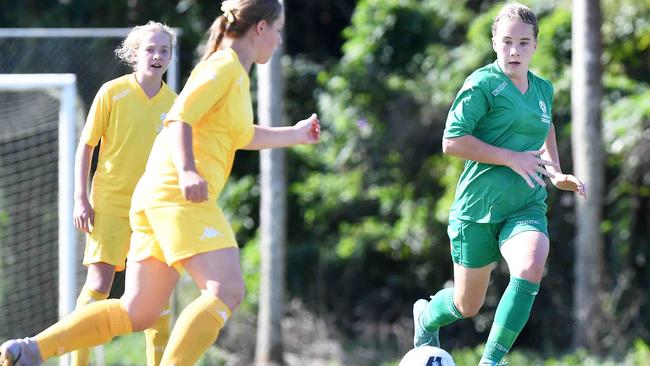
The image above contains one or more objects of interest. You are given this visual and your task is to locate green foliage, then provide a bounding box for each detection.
[602,0,650,83]
[3,0,650,361]
[298,0,650,356]
[382,340,650,366]
[218,175,260,241]
[406,340,650,366]
[286,0,485,337]
[239,237,261,312]
[603,86,650,155]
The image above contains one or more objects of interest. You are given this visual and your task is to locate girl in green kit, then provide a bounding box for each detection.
[413,3,586,365]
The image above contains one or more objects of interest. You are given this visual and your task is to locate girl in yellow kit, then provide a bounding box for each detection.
[71,21,177,366]
[0,1,320,365]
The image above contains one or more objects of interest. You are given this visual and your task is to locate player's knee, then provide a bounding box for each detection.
[120,299,159,331]
[84,274,113,294]
[222,279,245,310]
[204,278,245,311]
[85,264,116,294]
[455,298,483,318]
[514,263,545,283]
[128,310,160,332]
[83,283,105,295]
[230,285,245,311]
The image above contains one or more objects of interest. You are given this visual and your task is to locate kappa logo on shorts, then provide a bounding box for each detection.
[200,226,223,240]
[218,310,229,322]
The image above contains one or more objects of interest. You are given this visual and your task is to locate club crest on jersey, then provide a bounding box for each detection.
[539,100,551,124]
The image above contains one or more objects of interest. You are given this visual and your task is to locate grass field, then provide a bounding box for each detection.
[39,334,650,366]
[43,332,233,366]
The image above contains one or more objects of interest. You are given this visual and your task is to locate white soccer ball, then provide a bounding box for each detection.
[398,346,456,366]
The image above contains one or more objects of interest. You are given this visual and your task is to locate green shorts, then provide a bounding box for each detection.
[448,204,548,268]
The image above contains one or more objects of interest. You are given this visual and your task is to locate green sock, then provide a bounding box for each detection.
[420,288,464,332]
[481,277,540,363]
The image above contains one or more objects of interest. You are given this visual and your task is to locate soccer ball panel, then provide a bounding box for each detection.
[398,346,456,366]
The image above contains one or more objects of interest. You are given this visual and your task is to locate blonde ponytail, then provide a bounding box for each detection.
[201,16,229,61]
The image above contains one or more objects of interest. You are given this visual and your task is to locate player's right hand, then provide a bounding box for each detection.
[507,149,559,189]
[73,198,94,233]
[179,170,208,202]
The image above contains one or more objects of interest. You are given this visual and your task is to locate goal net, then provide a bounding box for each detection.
[0,28,181,98]
[0,74,79,340]
[0,28,181,365]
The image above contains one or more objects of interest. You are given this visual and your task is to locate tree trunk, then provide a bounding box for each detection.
[571,0,605,351]
[255,26,286,366]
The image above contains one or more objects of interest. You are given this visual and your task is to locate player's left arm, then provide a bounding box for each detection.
[242,113,321,150]
[541,123,587,198]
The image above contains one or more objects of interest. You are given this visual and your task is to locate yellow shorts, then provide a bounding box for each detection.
[129,204,238,273]
[83,213,130,271]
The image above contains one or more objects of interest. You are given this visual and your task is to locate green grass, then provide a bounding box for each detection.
[39,335,650,365]
[42,333,146,366]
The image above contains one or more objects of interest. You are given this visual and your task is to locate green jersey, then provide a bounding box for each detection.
[443,61,554,223]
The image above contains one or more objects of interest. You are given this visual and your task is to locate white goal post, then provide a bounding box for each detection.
[0,28,182,365]
[0,74,78,365]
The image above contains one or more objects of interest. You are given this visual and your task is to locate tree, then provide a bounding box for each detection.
[255,23,286,366]
[571,0,605,351]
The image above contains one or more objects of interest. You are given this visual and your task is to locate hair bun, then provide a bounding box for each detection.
[220,0,236,23]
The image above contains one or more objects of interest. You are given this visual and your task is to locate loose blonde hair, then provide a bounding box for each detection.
[491,3,539,39]
[201,0,283,61]
[115,21,175,68]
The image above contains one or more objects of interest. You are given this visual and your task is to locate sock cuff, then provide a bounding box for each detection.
[442,288,464,320]
[78,286,109,304]
[107,299,133,335]
[509,277,540,296]
[159,303,173,318]
[194,293,232,325]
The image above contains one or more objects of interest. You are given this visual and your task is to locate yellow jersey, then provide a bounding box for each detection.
[131,48,255,212]
[81,74,177,217]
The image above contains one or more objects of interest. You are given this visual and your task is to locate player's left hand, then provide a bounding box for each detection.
[294,113,321,144]
[552,173,587,199]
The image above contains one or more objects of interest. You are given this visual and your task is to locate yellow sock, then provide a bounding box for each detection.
[71,287,109,366]
[144,303,172,366]
[159,294,231,366]
[34,299,132,360]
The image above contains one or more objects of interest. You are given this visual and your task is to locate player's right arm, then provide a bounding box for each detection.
[73,142,95,233]
[442,77,557,188]
[165,121,208,203]
[443,135,556,188]
[162,58,238,204]
[73,84,110,232]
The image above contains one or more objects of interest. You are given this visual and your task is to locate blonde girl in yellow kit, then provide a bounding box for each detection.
[0,1,320,365]
[66,21,176,366]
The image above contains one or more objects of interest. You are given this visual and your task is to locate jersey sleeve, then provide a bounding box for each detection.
[79,84,111,146]
[234,122,255,149]
[164,60,238,127]
[443,77,491,139]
